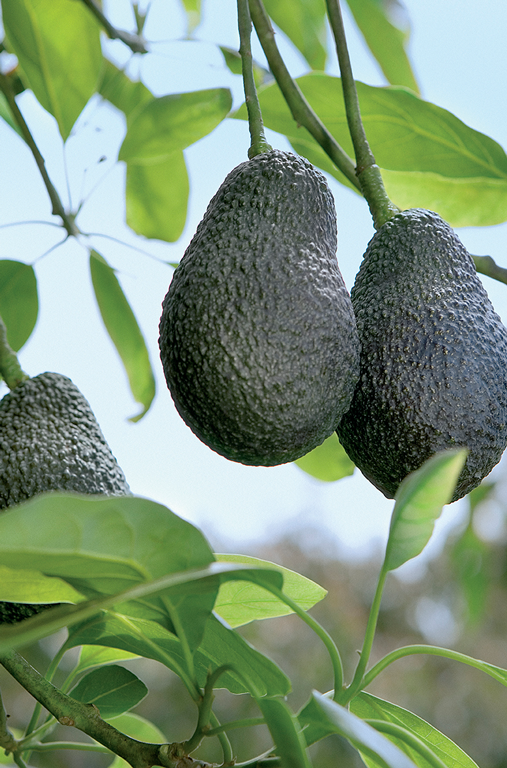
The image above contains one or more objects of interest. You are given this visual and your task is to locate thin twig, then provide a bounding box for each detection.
[248,0,360,191]
[473,254,507,286]
[0,316,29,390]
[0,72,79,238]
[79,0,148,54]
[325,0,398,228]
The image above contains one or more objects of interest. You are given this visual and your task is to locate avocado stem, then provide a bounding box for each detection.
[249,0,361,191]
[237,0,273,158]
[0,315,29,390]
[325,0,399,228]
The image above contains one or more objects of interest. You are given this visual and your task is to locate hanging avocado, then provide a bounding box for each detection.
[159,150,360,466]
[338,208,507,502]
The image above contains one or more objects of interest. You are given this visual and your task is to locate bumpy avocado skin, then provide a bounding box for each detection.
[337,208,507,502]
[0,371,130,623]
[159,150,360,466]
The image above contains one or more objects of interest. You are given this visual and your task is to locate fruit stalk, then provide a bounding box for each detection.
[0,316,28,391]
[248,0,361,190]
[237,0,272,157]
[325,0,399,228]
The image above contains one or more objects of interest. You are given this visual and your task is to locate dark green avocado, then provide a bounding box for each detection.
[0,371,130,623]
[337,208,507,502]
[159,149,360,466]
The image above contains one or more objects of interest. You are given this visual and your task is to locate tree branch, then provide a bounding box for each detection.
[473,254,507,286]
[0,315,29,390]
[79,0,148,54]
[0,72,79,239]
[0,650,212,768]
[248,0,361,191]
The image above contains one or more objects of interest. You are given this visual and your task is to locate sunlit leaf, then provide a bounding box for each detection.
[220,46,272,88]
[0,260,38,351]
[304,693,418,768]
[295,433,354,482]
[119,88,232,163]
[259,698,311,768]
[2,0,102,139]
[0,91,23,137]
[383,449,467,572]
[345,0,419,92]
[214,553,327,627]
[234,73,507,226]
[125,151,189,242]
[76,645,139,675]
[263,0,327,71]
[0,564,82,604]
[180,0,201,34]
[98,59,153,120]
[70,665,147,719]
[90,251,155,421]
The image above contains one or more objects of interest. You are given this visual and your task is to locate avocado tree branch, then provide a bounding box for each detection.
[0,316,28,390]
[248,0,361,190]
[0,72,79,239]
[237,0,272,157]
[473,254,507,286]
[79,0,148,54]
[325,0,399,228]
[0,650,211,768]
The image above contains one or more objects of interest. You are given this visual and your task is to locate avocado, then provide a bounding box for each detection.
[159,149,360,466]
[337,208,507,502]
[0,371,130,623]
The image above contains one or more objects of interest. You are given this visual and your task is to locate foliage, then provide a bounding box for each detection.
[0,1,506,767]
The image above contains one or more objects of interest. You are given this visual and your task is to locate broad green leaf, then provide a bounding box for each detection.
[0,564,82,604]
[66,611,290,697]
[258,697,311,768]
[90,251,155,421]
[70,665,147,719]
[76,645,139,675]
[0,493,216,649]
[263,0,327,71]
[351,693,478,768]
[119,88,232,163]
[235,74,507,226]
[214,553,327,627]
[98,59,153,120]
[106,713,167,768]
[2,0,102,140]
[0,260,38,351]
[345,0,419,93]
[295,433,354,482]
[384,449,467,572]
[125,151,189,242]
[305,693,418,768]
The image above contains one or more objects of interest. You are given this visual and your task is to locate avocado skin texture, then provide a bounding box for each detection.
[0,371,130,623]
[337,208,507,502]
[159,150,360,466]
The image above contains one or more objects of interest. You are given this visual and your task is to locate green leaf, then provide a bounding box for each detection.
[106,713,167,768]
[214,554,327,627]
[90,251,156,422]
[76,645,139,675]
[263,0,327,71]
[0,92,23,137]
[345,0,419,93]
[0,493,216,648]
[2,0,103,140]
[305,693,418,768]
[180,0,201,34]
[384,449,467,572]
[220,46,272,88]
[66,611,291,697]
[119,88,232,163]
[69,665,147,719]
[0,260,38,351]
[0,564,82,604]
[258,697,311,768]
[295,433,354,482]
[125,151,189,242]
[235,73,507,226]
[98,59,153,121]
[351,692,478,768]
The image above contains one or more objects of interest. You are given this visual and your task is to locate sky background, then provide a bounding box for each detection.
[1,0,507,573]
